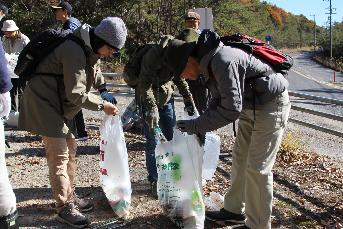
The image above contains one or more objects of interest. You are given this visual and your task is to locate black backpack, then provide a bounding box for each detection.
[14,28,86,81]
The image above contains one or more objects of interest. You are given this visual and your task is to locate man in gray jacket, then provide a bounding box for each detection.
[164,30,291,229]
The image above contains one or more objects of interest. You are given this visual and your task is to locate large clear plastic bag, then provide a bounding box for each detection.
[121,99,142,131]
[99,115,132,219]
[156,128,205,229]
[183,112,221,184]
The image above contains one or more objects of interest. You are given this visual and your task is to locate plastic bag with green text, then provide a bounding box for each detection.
[156,128,205,228]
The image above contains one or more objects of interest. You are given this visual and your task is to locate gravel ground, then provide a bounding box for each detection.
[4,93,343,228]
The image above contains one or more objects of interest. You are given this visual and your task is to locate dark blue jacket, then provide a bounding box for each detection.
[0,40,12,93]
[63,17,81,32]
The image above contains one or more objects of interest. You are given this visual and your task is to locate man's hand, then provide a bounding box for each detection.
[0,92,11,119]
[145,108,159,130]
[100,90,117,104]
[176,119,197,135]
[184,97,196,116]
[103,102,119,115]
[197,133,206,146]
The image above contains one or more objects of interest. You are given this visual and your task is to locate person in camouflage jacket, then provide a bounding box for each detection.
[135,35,195,194]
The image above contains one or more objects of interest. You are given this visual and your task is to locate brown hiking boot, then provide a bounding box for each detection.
[56,203,90,228]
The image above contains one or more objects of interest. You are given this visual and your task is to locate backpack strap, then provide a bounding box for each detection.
[34,35,87,78]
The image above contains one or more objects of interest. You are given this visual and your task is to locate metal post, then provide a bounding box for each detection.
[329,0,332,58]
[310,14,316,52]
[324,0,336,58]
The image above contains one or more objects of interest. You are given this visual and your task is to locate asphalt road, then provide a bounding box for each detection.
[288,51,343,100]
[287,51,343,117]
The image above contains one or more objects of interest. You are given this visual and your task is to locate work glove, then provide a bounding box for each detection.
[0,92,11,119]
[100,90,117,104]
[176,119,196,135]
[177,119,205,146]
[145,108,159,130]
[183,97,196,116]
[196,133,206,147]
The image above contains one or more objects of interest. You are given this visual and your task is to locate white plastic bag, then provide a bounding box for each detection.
[4,53,19,79]
[156,128,205,229]
[182,112,221,183]
[203,192,224,211]
[4,111,19,127]
[99,115,131,218]
[202,133,220,181]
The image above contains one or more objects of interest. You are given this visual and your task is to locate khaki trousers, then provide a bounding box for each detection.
[224,90,291,229]
[42,136,77,209]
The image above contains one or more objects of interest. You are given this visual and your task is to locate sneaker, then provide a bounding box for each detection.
[74,195,94,213]
[56,203,90,228]
[75,135,88,141]
[150,181,158,198]
[206,208,245,223]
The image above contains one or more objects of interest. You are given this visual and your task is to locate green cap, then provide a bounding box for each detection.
[164,39,196,78]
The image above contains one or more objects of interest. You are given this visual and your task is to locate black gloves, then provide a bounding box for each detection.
[100,90,117,104]
[183,97,196,116]
[176,120,205,146]
[196,133,206,146]
[176,120,195,135]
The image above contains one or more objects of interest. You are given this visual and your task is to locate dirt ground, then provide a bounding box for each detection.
[4,96,343,229]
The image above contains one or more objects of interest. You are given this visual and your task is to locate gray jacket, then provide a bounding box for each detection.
[194,42,288,134]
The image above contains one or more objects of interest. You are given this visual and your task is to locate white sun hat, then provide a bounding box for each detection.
[1,20,19,32]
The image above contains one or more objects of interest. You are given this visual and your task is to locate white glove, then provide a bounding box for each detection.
[0,92,11,118]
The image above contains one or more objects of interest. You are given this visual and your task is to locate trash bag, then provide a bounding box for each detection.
[99,115,131,219]
[4,112,19,128]
[156,128,205,229]
[182,112,221,183]
[203,192,224,211]
[202,133,220,181]
[4,53,19,79]
[121,99,142,131]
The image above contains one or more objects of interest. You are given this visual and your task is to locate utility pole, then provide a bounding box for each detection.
[324,0,336,58]
[310,14,317,52]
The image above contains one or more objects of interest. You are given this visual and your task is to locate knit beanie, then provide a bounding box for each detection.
[164,39,197,78]
[94,17,127,49]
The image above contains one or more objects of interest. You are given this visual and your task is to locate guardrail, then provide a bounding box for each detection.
[103,74,343,137]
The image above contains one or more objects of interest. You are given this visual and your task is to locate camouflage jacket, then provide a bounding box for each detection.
[137,36,192,112]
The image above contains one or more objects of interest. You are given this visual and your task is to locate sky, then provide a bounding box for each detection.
[262,0,343,27]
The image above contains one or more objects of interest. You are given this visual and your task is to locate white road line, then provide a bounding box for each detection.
[291,69,342,89]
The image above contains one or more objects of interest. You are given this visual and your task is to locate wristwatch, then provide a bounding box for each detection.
[98,101,105,111]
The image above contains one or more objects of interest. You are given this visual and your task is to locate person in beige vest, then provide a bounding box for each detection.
[1,20,30,112]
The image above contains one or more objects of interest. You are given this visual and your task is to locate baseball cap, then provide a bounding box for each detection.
[185,11,200,21]
[51,1,72,14]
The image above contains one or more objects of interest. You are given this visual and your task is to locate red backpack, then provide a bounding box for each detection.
[220,33,293,75]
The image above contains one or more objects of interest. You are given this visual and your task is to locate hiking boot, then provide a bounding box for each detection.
[74,195,94,213]
[56,203,90,228]
[206,208,245,223]
[150,181,158,198]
